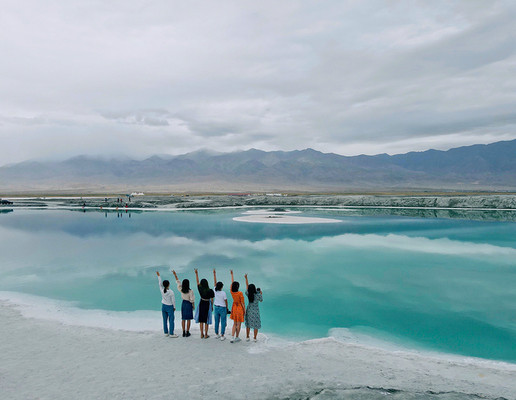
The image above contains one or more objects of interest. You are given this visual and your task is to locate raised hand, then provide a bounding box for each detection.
[156,271,160,276]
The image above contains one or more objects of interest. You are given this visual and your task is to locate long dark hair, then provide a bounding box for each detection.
[199,278,210,298]
[231,281,239,293]
[163,280,170,293]
[181,279,190,294]
[215,281,223,291]
[247,283,257,303]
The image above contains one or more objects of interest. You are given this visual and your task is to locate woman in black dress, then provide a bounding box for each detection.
[194,269,214,339]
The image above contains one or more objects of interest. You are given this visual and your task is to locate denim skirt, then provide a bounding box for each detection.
[181,300,194,320]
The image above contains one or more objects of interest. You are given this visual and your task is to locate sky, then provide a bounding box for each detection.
[1,0,515,165]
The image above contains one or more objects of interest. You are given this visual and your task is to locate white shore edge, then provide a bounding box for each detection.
[1,295,515,400]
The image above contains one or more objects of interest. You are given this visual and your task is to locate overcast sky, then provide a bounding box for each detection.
[1,0,515,164]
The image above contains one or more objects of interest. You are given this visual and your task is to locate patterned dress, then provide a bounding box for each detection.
[244,291,263,330]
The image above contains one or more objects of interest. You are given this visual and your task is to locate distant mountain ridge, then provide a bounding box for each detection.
[1,140,516,192]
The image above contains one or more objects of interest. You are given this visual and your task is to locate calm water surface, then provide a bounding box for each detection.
[0,208,515,363]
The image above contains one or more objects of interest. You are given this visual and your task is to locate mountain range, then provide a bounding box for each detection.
[1,140,516,193]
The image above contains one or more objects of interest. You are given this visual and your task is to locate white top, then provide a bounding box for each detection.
[176,280,195,304]
[213,290,227,307]
[158,276,176,307]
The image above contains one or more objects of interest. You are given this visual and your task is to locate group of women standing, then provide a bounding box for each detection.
[156,268,263,343]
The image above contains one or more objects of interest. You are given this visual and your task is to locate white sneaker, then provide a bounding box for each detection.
[253,339,257,343]
[169,334,179,338]
[246,337,250,342]
[230,337,235,343]
[165,333,169,337]
[216,334,221,339]
[220,336,226,341]
[234,337,241,343]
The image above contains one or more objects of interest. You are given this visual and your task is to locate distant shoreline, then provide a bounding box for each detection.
[3,194,516,223]
[3,190,516,197]
[3,193,516,209]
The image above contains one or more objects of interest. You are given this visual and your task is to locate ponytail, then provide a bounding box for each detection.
[163,280,170,293]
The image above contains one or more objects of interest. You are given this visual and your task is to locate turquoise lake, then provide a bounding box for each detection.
[1,207,515,363]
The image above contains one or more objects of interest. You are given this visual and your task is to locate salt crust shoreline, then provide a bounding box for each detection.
[6,204,516,212]
[1,301,515,400]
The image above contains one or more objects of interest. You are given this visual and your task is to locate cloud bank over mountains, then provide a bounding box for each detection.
[1,1,515,164]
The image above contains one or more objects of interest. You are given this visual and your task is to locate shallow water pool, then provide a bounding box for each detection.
[0,207,515,363]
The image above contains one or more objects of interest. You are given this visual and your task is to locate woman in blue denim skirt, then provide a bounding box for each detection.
[172,270,195,337]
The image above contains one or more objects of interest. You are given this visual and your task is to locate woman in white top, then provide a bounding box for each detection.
[172,270,195,337]
[156,271,178,338]
[213,269,229,341]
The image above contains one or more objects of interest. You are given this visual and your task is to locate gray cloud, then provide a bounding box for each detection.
[100,109,178,127]
[0,116,49,126]
[0,0,515,164]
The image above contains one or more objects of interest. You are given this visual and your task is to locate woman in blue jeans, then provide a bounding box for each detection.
[156,271,178,338]
[213,269,229,341]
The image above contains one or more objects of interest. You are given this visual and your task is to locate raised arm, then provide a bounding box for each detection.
[245,273,249,290]
[156,271,163,290]
[194,268,200,286]
[213,268,217,286]
[173,269,182,291]
[230,269,234,283]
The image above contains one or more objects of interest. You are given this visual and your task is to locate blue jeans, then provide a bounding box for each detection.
[214,306,227,335]
[162,304,175,334]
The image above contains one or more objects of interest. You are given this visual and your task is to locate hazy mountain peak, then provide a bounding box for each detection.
[175,149,223,160]
[244,148,266,154]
